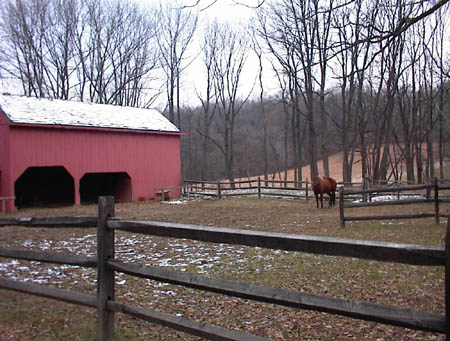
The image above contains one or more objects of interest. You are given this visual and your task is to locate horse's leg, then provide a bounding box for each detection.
[330,192,335,207]
[315,193,319,208]
[320,193,323,208]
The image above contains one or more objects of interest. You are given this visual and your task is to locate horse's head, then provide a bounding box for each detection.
[311,173,321,183]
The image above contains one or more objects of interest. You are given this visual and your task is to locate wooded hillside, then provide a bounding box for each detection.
[179,87,449,183]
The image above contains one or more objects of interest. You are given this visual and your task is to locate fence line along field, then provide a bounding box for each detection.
[0,196,448,340]
[339,179,450,227]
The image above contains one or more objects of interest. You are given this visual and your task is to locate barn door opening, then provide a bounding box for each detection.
[80,172,132,204]
[15,166,75,208]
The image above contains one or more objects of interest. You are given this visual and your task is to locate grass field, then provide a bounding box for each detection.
[0,197,448,340]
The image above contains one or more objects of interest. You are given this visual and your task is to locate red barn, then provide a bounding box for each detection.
[0,94,182,212]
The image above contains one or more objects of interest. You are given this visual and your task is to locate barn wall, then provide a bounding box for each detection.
[0,114,14,212]
[9,125,181,206]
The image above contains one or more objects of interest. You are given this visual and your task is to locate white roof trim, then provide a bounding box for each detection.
[0,94,179,133]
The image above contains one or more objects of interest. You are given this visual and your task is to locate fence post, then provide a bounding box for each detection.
[426,179,431,200]
[258,177,261,199]
[362,178,368,202]
[444,217,450,338]
[217,181,222,200]
[97,196,115,341]
[434,178,440,224]
[306,179,309,201]
[339,188,345,228]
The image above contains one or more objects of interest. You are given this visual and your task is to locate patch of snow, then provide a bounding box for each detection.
[0,227,299,289]
[352,194,422,203]
[163,200,188,205]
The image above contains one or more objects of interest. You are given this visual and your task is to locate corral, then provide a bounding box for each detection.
[0,196,447,340]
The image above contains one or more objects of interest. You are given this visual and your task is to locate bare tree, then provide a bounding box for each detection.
[285,0,320,179]
[157,1,198,125]
[272,70,298,183]
[333,0,377,182]
[433,6,450,178]
[255,3,305,182]
[196,20,219,181]
[108,5,160,107]
[316,0,334,178]
[209,22,250,185]
[251,33,270,181]
[1,0,62,97]
[1,0,161,106]
[394,36,420,184]
[43,0,80,99]
[256,0,337,180]
[80,0,160,105]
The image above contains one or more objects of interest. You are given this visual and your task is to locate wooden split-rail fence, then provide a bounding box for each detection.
[183,178,361,200]
[0,196,449,340]
[183,178,311,200]
[339,178,450,227]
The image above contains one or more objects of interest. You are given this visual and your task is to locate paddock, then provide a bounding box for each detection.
[0,197,446,340]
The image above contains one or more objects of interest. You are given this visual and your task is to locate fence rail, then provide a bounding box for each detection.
[0,215,98,228]
[0,196,449,339]
[183,178,312,200]
[339,179,450,227]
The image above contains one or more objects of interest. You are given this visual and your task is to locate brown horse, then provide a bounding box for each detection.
[312,175,337,208]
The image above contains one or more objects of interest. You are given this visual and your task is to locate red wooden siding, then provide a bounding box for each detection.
[0,115,12,211]
[1,123,181,211]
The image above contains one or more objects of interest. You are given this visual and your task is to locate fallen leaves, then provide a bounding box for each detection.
[0,198,446,340]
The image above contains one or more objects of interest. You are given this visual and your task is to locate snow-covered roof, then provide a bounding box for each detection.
[0,94,179,133]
